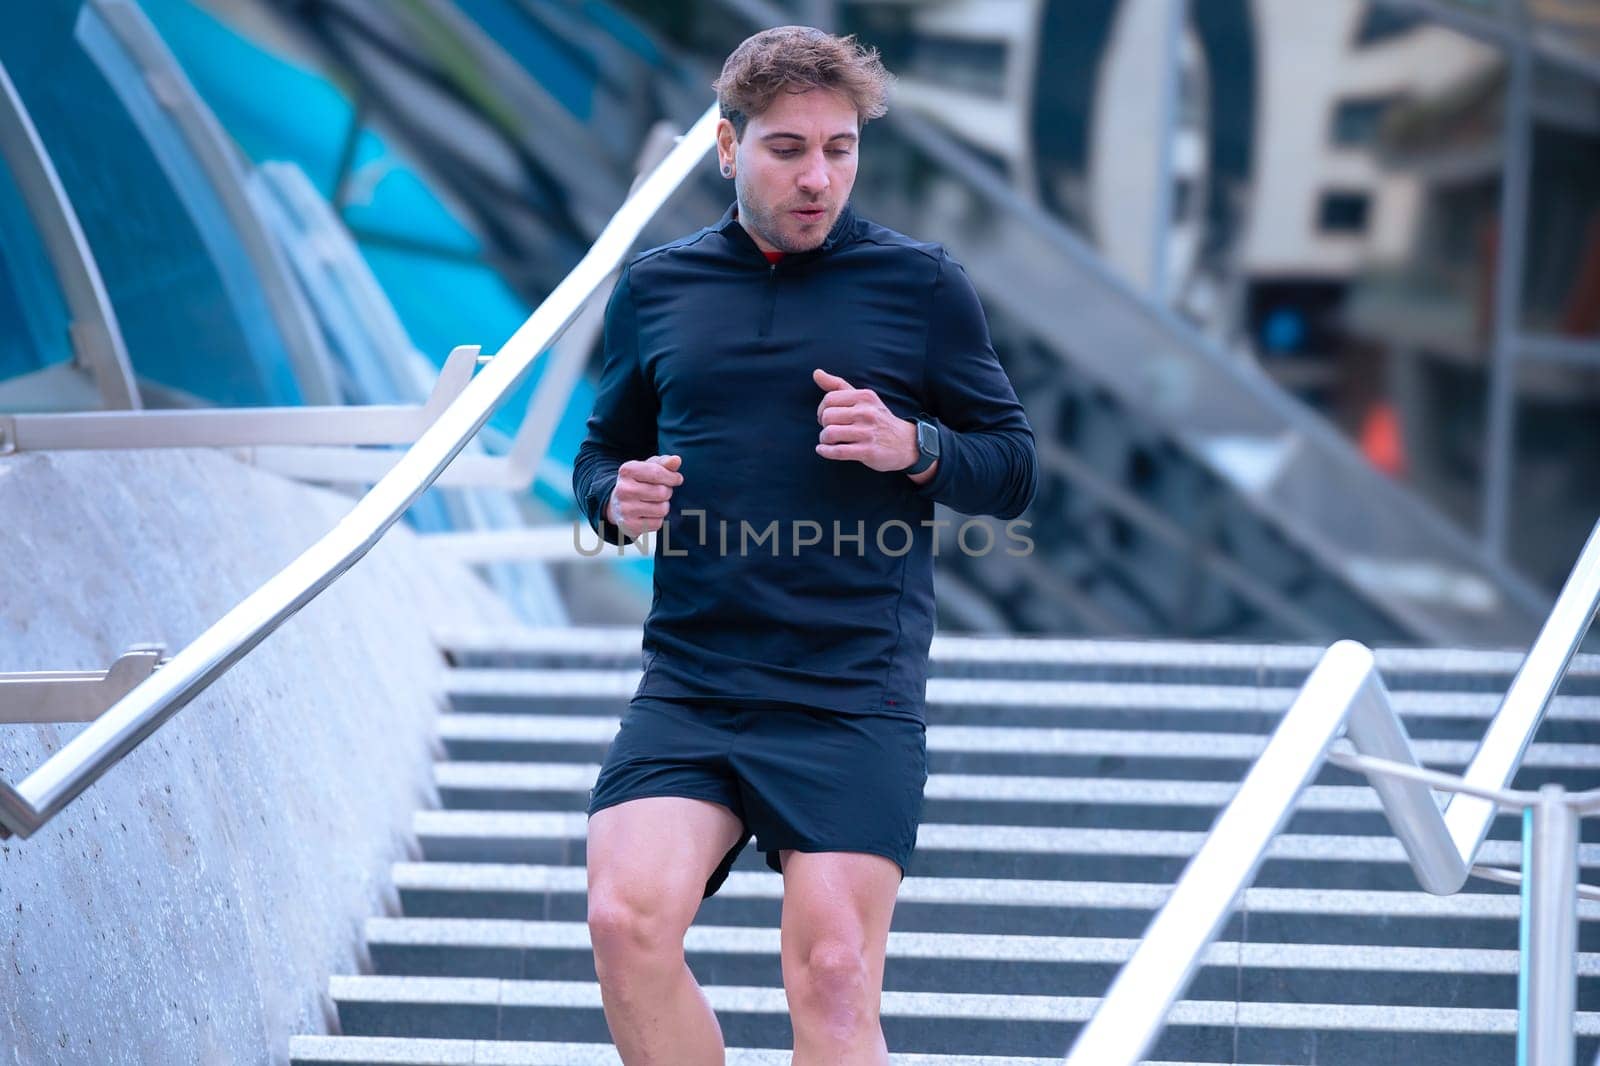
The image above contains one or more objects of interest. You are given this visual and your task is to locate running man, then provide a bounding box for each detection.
[573,24,1038,1065]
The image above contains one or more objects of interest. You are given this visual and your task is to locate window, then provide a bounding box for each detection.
[1330,96,1399,147]
[1318,191,1372,233]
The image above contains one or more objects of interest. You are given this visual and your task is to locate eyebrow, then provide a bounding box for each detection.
[761,131,859,145]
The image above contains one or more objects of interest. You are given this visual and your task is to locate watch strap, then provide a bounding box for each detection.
[903,414,939,475]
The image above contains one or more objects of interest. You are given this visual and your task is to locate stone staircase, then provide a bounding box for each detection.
[290,627,1600,1065]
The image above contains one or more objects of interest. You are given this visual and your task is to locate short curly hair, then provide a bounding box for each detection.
[713,25,894,139]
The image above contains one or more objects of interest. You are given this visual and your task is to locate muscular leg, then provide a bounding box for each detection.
[777,850,902,1066]
[587,796,747,1066]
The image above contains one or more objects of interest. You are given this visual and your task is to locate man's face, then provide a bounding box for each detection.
[720,86,860,254]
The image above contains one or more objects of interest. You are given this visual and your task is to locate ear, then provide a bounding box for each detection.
[715,118,738,173]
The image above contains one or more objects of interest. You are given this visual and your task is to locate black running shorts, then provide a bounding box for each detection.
[586,695,928,899]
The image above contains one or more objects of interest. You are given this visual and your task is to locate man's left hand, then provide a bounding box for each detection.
[813,368,921,474]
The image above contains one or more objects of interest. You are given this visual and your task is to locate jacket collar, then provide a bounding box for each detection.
[716,199,858,264]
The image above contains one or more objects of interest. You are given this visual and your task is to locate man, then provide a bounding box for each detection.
[573,25,1037,1066]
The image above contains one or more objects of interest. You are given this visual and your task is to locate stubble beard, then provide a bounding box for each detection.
[736,183,832,254]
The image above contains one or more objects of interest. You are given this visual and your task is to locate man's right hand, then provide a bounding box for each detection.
[606,454,683,538]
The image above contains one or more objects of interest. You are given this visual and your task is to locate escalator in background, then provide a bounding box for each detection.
[608,0,1557,646]
[853,111,1530,645]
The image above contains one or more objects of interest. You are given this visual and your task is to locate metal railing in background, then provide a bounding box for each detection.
[237,297,598,491]
[0,63,139,410]
[2,121,681,518]
[0,345,480,455]
[237,119,685,495]
[0,102,723,841]
[1064,517,1600,1066]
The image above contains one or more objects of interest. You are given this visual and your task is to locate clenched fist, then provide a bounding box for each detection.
[813,368,927,476]
[606,454,683,538]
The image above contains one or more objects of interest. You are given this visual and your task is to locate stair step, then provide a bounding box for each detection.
[439,761,1398,809]
[434,714,1599,787]
[409,811,1600,891]
[359,916,1598,1008]
[389,861,1595,920]
[362,917,1587,974]
[439,671,1600,740]
[297,630,1600,1065]
[392,862,1600,951]
[324,974,1600,1060]
[432,627,1600,692]
[431,761,1551,839]
[288,1033,1267,1065]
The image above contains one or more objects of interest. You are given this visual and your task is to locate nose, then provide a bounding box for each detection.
[797,149,830,197]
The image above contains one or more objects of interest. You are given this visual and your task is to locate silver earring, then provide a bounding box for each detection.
[722,164,732,177]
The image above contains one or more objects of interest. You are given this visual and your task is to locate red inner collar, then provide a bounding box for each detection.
[763,250,785,263]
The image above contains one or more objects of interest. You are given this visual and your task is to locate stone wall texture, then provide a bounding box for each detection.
[0,449,518,1065]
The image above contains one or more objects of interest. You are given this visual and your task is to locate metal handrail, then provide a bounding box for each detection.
[1325,758,1592,1063]
[237,271,604,491]
[0,101,723,840]
[1065,517,1600,1065]
[236,119,686,493]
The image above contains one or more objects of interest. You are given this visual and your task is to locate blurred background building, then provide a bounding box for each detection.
[2,0,1596,646]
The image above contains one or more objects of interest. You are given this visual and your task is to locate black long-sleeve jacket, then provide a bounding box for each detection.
[573,200,1038,721]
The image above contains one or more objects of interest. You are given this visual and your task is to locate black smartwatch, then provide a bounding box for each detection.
[901,413,940,475]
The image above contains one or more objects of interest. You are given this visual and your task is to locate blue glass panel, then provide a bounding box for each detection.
[136,0,490,315]
[580,0,660,64]
[456,0,597,119]
[0,0,300,405]
[130,0,604,531]
[356,241,598,521]
[0,154,73,382]
[135,0,356,195]
[339,136,482,257]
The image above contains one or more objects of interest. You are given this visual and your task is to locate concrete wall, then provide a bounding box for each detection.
[0,449,520,1065]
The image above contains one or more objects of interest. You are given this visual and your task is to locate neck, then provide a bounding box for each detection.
[732,202,783,255]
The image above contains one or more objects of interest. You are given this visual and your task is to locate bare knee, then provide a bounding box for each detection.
[587,891,688,977]
[790,940,876,1038]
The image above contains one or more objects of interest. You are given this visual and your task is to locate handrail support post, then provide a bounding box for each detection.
[0,645,166,724]
[1522,783,1579,1066]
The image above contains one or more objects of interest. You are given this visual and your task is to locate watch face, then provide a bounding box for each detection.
[917,420,939,456]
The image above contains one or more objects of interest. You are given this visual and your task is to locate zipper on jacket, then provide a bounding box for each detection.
[759,261,777,338]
